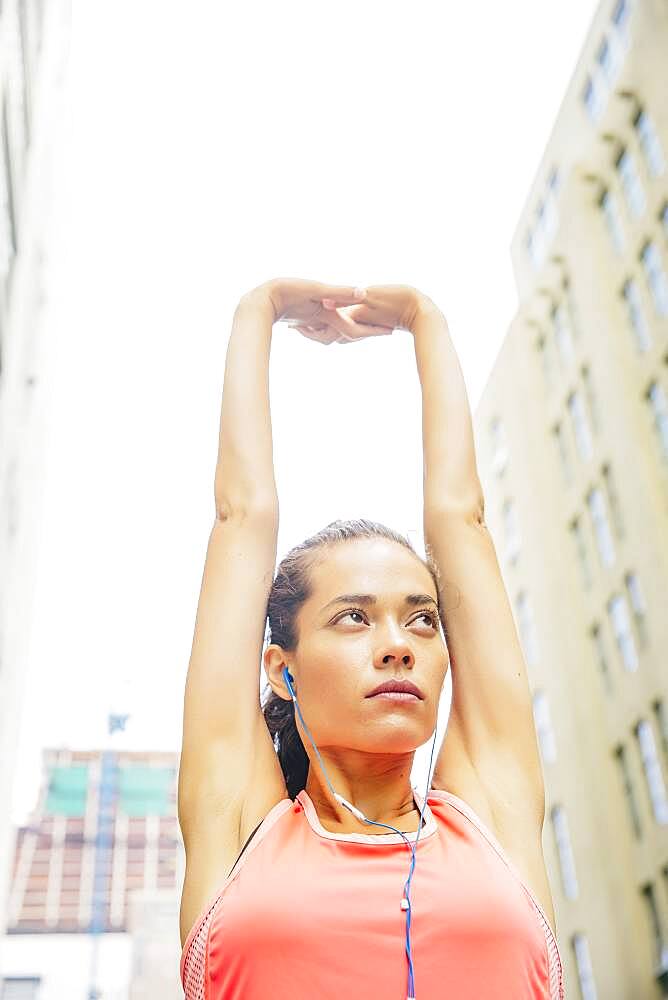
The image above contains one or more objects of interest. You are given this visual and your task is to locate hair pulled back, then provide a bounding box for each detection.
[261,518,443,800]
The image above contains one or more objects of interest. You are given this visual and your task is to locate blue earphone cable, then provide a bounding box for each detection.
[283,666,440,1000]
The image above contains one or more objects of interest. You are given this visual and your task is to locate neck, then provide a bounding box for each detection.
[303,753,421,835]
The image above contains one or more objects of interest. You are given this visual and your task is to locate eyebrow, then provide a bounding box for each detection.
[321,593,439,613]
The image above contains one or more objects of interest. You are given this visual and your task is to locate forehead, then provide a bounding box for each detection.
[309,538,435,600]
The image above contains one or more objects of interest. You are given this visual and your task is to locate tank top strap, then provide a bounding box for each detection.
[226,818,264,879]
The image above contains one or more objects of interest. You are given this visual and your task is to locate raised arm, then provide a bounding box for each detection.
[178,286,283,947]
[181,285,280,786]
[339,286,546,824]
[411,297,546,837]
[178,278,373,950]
[214,288,279,517]
[412,295,484,519]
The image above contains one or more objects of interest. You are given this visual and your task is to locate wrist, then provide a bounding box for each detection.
[236,282,278,323]
[410,292,445,333]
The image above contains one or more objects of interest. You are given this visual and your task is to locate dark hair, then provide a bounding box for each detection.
[260,518,445,800]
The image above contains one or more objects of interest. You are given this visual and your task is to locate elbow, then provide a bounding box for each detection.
[215,493,279,523]
[424,490,485,526]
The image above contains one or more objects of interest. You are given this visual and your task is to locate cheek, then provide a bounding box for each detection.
[314,658,357,703]
[300,647,366,710]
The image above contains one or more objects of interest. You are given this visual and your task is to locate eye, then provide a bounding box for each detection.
[416,611,440,630]
[333,608,439,629]
[333,609,367,625]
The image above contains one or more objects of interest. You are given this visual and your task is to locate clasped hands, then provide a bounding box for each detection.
[245,277,429,345]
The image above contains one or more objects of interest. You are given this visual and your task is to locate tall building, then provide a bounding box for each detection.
[0,0,70,951]
[2,748,184,1000]
[473,1,668,997]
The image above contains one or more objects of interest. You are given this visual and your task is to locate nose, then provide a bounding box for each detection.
[381,649,413,665]
[375,631,415,669]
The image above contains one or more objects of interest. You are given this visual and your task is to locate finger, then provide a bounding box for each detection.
[288,320,328,333]
[336,309,392,333]
[289,324,338,345]
[341,303,381,325]
[297,327,328,343]
[319,285,367,308]
[320,312,368,340]
[335,314,395,340]
[336,328,392,344]
[288,323,322,339]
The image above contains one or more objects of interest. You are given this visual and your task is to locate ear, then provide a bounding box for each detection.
[263,643,294,701]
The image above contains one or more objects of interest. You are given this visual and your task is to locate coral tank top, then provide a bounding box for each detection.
[181,786,564,999]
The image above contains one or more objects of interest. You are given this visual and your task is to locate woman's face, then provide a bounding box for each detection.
[272,538,449,756]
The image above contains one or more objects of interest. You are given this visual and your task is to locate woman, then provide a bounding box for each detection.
[177,279,564,999]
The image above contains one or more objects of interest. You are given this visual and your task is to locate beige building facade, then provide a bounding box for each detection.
[474,1,668,997]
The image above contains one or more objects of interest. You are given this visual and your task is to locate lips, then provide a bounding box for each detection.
[366,679,424,700]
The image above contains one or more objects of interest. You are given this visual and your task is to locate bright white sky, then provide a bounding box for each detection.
[12,0,600,825]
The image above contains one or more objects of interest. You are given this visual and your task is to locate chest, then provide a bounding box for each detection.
[433,775,556,939]
[209,826,554,1000]
[494,812,556,940]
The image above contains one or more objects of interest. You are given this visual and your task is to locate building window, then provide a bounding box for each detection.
[591,623,613,694]
[572,933,598,1000]
[600,188,625,253]
[535,200,546,243]
[662,202,668,240]
[570,516,593,589]
[581,366,600,434]
[490,416,509,476]
[553,421,573,486]
[622,278,652,353]
[596,33,623,87]
[533,691,557,765]
[536,333,556,390]
[6,458,19,538]
[568,390,594,462]
[0,95,17,294]
[526,169,560,267]
[640,884,668,973]
[646,381,668,460]
[502,498,522,565]
[634,108,665,179]
[551,804,579,900]
[625,571,647,648]
[582,75,605,124]
[12,0,31,156]
[553,302,575,368]
[564,279,581,339]
[614,745,643,838]
[527,222,547,270]
[607,593,638,671]
[601,463,624,537]
[515,590,539,667]
[542,178,559,244]
[640,241,668,317]
[587,486,615,567]
[611,0,630,33]
[653,700,668,770]
[635,720,668,824]
[616,148,646,218]
[1,979,43,1000]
